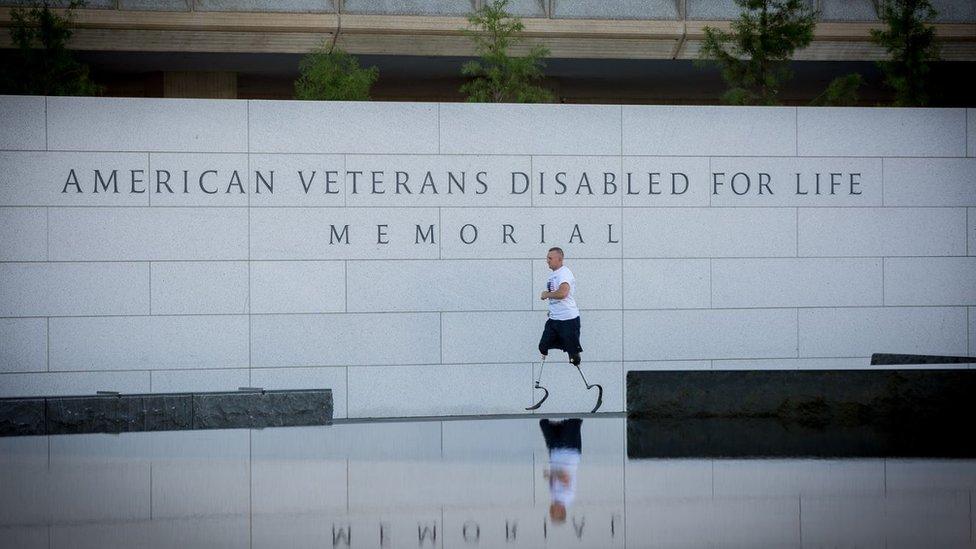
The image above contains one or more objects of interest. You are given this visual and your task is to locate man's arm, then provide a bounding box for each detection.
[540,282,570,300]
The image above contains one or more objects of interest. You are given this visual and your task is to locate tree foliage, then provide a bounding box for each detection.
[460,0,553,103]
[699,0,816,105]
[295,47,379,101]
[810,73,863,106]
[1,1,101,96]
[870,0,940,106]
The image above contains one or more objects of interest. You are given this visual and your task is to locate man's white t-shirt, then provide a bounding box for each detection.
[547,266,580,320]
[548,448,580,507]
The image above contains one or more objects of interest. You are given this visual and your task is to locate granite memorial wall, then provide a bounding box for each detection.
[0,96,973,417]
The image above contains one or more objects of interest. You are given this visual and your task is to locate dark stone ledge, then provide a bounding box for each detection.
[0,398,46,437]
[871,353,976,365]
[628,369,974,424]
[627,369,975,458]
[0,389,332,437]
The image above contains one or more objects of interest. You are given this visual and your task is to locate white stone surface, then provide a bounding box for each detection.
[441,310,622,363]
[713,357,871,370]
[0,151,149,206]
[0,318,46,374]
[150,431,249,518]
[625,459,713,501]
[249,101,437,154]
[249,261,345,314]
[623,208,796,258]
[799,495,886,546]
[882,493,972,545]
[798,208,967,257]
[529,360,623,414]
[49,207,248,261]
[150,368,248,393]
[250,366,347,418]
[531,155,623,207]
[0,449,47,522]
[344,0,470,15]
[555,0,677,18]
[251,457,347,515]
[625,497,800,547]
[884,257,976,306]
[966,307,976,356]
[148,153,247,207]
[712,459,885,497]
[623,106,796,156]
[624,308,798,360]
[250,312,439,367]
[0,527,45,548]
[0,262,150,317]
[441,207,622,259]
[196,0,336,12]
[149,517,250,548]
[349,462,533,509]
[48,463,150,522]
[971,208,975,256]
[0,207,46,260]
[620,156,710,207]
[3,101,976,414]
[249,207,439,260]
[248,154,345,207]
[798,307,968,357]
[627,360,712,371]
[969,109,975,157]
[0,96,44,150]
[151,261,248,315]
[347,363,528,417]
[710,157,882,207]
[533,258,622,311]
[348,259,531,312]
[884,158,976,206]
[0,371,150,397]
[885,460,976,494]
[440,103,621,155]
[797,108,967,157]
[712,258,883,308]
[622,258,710,309]
[49,315,249,371]
[47,97,247,152]
[49,523,148,549]
[345,154,531,207]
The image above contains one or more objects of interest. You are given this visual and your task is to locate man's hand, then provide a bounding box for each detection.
[540,291,549,300]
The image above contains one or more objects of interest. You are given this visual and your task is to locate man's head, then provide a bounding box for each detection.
[549,502,567,524]
[546,247,564,271]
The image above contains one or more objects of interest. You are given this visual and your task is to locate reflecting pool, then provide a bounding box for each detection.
[1,414,974,548]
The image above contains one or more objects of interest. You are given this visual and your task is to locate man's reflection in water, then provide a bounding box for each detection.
[539,418,582,525]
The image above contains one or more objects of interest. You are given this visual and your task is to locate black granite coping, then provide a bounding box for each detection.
[627,369,974,426]
[0,389,332,437]
[871,353,976,365]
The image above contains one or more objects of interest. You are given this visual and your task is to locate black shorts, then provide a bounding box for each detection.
[538,316,582,356]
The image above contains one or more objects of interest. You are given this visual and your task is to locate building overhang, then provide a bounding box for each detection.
[1,8,974,62]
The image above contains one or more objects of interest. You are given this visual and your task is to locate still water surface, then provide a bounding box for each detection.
[1,414,973,548]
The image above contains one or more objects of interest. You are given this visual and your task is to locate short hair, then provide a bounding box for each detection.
[547,247,564,258]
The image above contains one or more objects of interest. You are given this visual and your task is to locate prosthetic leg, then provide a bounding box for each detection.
[574,363,603,413]
[525,355,550,411]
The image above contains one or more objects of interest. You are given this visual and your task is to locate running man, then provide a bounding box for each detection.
[538,247,582,366]
[540,418,583,525]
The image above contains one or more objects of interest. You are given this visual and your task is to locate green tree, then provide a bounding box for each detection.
[871,0,940,106]
[699,0,816,105]
[1,1,101,96]
[294,16,378,101]
[460,0,553,103]
[810,73,863,106]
